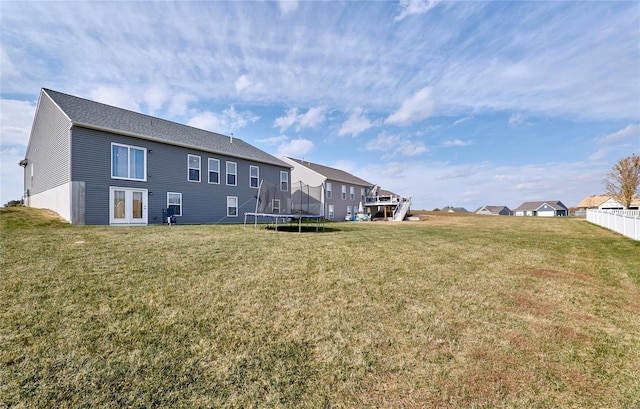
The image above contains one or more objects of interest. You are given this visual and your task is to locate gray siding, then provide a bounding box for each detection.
[325,178,367,220]
[24,93,71,196]
[71,127,289,225]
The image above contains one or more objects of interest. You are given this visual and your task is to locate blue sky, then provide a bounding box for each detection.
[1,0,638,210]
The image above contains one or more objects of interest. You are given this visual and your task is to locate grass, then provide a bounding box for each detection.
[1,206,639,408]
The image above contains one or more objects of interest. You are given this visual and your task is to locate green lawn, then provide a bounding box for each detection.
[1,207,639,408]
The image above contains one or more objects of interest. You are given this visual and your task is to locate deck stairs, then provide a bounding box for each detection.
[393,198,412,221]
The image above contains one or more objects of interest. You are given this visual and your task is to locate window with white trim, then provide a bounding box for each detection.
[227,196,238,217]
[272,199,280,214]
[280,171,288,191]
[226,161,237,186]
[188,154,201,182]
[208,158,220,184]
[250,165,259,188]
[328,204,334,219]
[326,182,332,199]
[347,206,352,215]
[361,188,366,203]
[111,143,146,181]
[350,186,355,201]
[167,192,182,216]
[341,185,347,200]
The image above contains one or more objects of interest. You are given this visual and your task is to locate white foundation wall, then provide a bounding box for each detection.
[28,182,71,222]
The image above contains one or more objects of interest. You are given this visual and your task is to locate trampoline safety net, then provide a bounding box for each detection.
[291,181,324,216]
[253,180,324,217]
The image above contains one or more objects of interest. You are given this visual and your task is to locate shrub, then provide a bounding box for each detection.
[3,199,24,207]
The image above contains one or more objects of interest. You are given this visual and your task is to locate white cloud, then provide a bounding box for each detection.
[589,123,640,161]
[0,99,36,147]
[273,106,326,132]
[235,75,252,93]
[277,0,299,15]
[297,106,326,130]
[143,84,168,114]
[595,123,639,146]
[394,0,440,22]
[508,113,528,128]
[338,107,373,137]
[0,99,35,204]
[257,135,289,146]
[276,138,314,158]
[0,47,18,78]
[1,145,27,204]
[453,116,473,126]
[188,106,259,134]
[385,87,436,126]
[274,108,299,132]
[89,86,140,112]
[235,74,265,95]
[365,132,428,158]
[442,139,474,147]
[168,92,196,117]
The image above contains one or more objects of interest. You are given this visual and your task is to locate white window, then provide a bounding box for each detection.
[30,163,34,187]
[361,188,366,202]
[227,196,238,217]
[188,154,201,182]
[347,206,352,215]
[328,204,334,219]
[226,161,237,186]
[111,143,146,181]
[250,165,259,188]
[208,158,220,184]
[326,182,332,199]
[350,186,355,201]
[280,171,289,191]
[341,185,347,200]
[272,199,280,214]
[167,192,182,216]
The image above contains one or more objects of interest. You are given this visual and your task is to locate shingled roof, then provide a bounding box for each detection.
[284,157,372,186]
[514,201,568,211]
[43,89,289,168]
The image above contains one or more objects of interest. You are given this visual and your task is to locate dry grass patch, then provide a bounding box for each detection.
[1,207,640,408]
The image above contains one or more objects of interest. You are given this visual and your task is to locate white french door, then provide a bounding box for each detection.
[109,187,148,225]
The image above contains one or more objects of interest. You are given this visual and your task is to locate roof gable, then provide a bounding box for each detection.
[576,195,610,208]
[475,205,511,214]
[442,206,469,213]
[515,201,568,211]
[284,157,372,186]
[43,89,289,168]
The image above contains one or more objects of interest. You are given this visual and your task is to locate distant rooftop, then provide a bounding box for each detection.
[284,157,372,186]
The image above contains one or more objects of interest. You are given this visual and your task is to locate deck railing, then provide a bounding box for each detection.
[586,209,640,241]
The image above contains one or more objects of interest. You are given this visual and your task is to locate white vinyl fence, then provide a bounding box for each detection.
[586,209,640,241]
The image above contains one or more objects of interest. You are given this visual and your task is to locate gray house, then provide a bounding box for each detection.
[281,157,373,221]
[20,88,291,225]
[474,205,513,216]
[514,201,568,217]
[442,206,469,213]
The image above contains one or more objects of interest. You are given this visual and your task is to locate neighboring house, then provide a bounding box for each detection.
[366,186,412,221]
[281,157,373,221]
[575,195,640,215]
[442,206,469,213]
[20,88,291,225]
[474,205,513,216]
[514,201,568,217]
